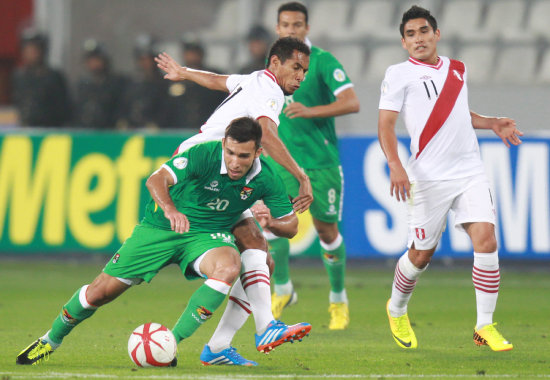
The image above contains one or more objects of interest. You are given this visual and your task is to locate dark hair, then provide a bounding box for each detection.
[400,5,438,37]
[278,2,308,24]
[225,117,263,149]
[266,36,310,68]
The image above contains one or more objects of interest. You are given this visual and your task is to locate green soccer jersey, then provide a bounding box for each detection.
[142,141,293,232]
[278,45,353,169]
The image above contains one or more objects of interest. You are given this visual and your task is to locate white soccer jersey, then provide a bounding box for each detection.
[177,69,283,153]
[379,56,485,181]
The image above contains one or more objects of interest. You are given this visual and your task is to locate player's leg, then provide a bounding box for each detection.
[312,217,349,329]
[453,175,512,351]
[387,180,451,349]
[16,272,130,365]
[172,245,239,342]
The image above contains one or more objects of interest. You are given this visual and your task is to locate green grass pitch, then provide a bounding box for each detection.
[1,258,549,379]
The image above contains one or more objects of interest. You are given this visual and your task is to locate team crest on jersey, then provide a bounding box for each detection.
[173,157,188,170]
[112,253,120,264]
[240,186,253,200]
[333,68,346,82]
[415,228,426,240]
[267,98,278,111]
[195,306,213,321]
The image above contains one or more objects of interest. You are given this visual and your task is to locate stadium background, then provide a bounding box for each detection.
[1,0,549,260]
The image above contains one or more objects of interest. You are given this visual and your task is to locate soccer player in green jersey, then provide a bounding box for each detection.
[16,117,311,366]
[269,2,360,330]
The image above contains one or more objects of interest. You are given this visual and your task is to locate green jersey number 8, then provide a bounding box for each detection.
[207,198,230,211]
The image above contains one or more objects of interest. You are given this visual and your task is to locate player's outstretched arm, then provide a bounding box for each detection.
[257,117,313,213]
[470,111,523,148]
[251,203,298,239]
[284,87,360,119]
[378,109,410,202]
[146,167,189,233]
[155,52,230,92]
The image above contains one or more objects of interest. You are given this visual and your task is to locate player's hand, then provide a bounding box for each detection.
[389,163,410,202]
[251,203,273,229]
[164,207,189,233]
[491,117,523,148]
[292,174,313,213]
[284,102,314,119]
[155,52,187,82]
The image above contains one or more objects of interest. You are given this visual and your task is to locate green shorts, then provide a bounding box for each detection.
[103,223,237,283]
[273,161,343,223]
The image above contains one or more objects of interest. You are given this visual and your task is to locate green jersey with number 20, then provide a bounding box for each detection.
[143,141,293,232]
[278,45,353,169]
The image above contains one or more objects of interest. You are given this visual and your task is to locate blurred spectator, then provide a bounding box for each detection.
[238,25,272,74]
[165,35,226,128]
[12,29,71,127]
[74,39,127,129]
[120,34,169,129]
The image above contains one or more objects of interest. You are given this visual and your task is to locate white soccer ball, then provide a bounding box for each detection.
[128,323,177,367]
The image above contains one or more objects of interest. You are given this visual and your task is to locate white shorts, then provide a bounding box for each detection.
[407,174,496,250]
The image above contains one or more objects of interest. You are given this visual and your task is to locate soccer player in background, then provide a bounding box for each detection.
[156,37,313,365]
[378,5,522,351]
[268,2,360,330]
[16,117,310,366]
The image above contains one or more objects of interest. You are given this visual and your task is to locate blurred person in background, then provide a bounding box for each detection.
[12,29,71,127]
[120,34,169,129]
[268,2,360,330]
[166,35,226,128]
[238,25,272,74]
[74,39,127,129]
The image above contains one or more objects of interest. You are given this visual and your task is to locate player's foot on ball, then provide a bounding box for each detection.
[170,357,178,367]
[16,339,54,365]
[473,322,513,351]
[200,344,258,366]
[271,291,298,319]
[255,320,311,353]
[328,302,349,330]
[386,299,417,349]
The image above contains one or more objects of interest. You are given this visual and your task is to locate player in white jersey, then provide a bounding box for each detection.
[155,37,313,364]
[378,6,523,352]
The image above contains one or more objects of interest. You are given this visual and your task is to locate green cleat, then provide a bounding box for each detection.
[16,339,54,365]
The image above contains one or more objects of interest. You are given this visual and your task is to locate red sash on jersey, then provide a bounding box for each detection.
[416,59,465,159]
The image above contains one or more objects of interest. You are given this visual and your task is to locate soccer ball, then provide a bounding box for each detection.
[128,323,177,367]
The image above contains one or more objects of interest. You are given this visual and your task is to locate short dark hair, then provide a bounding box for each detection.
[266,36,310,68]
[225,117,262,149]
[278,2,308,24]
[400,5,438,37]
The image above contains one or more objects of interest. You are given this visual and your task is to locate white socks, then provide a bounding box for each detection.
[473,251,500,329]
[388,251,426,317]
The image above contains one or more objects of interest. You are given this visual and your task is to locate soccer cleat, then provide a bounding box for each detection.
[255,320,311,353]
[271,291,298,319]
[200,345,258,366]
[328,302,349,330]
[473,323,513,351]
[16,339,54,365]
[386,299,417,349]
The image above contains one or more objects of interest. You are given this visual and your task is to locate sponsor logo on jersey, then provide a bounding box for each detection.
[204,180,219,192]
[420,75,432,80]
[112,253,120,264]
[240,186,253,200]
[415,228,426,240]
[173,157,188,170]
[333,68,346,82]
[267,98,279,112]
[62,308,78,324]
[196,306,213,321]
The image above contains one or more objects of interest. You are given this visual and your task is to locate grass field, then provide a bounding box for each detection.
[1,258,549,379]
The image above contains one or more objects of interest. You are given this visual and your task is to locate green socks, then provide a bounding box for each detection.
[269,237,291,287]
[172,279,230,342]
[321,234,346,294]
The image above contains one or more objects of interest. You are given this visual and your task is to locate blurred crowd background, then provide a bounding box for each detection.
[1,0,549,134]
